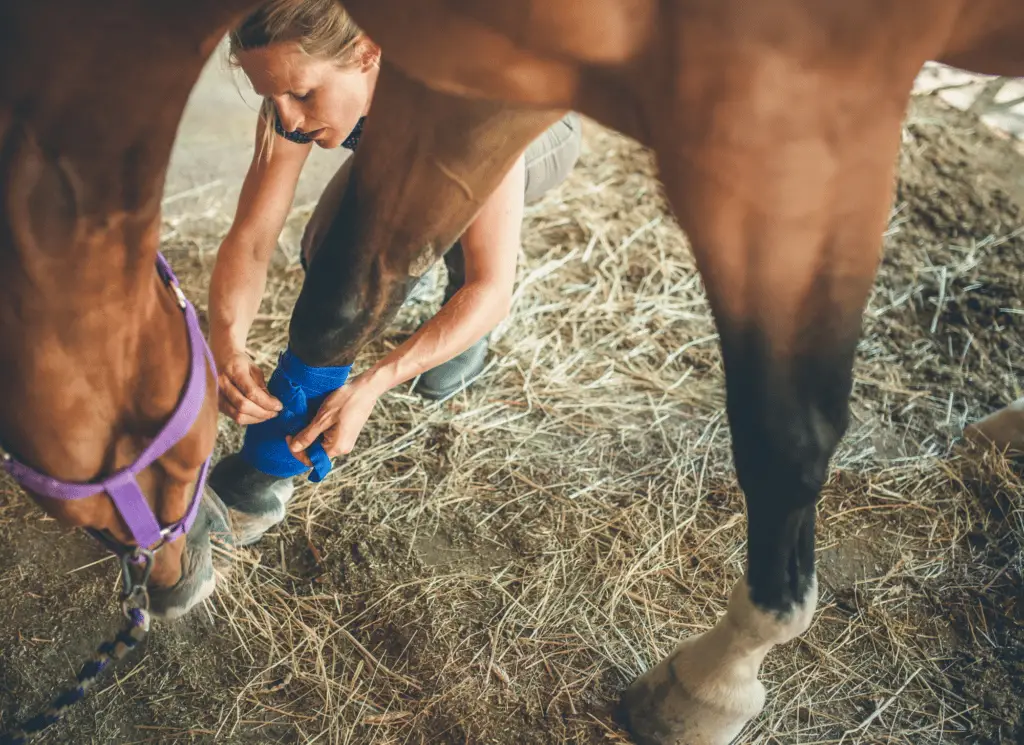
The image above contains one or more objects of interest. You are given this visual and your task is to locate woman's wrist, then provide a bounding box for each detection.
[358,282,505,397]
[209,324,248,364]
[357,363,396,398]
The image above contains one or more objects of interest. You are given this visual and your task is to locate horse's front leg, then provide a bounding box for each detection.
[211,63,561,543]
[618,69,913,743]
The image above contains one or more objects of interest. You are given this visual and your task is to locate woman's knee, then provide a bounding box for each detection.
[523,112,582,203]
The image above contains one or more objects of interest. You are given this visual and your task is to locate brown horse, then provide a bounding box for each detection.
[211,2,1024,744]
[1,0,1022,743]
[0,0,265,618]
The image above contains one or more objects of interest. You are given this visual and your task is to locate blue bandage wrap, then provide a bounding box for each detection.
[239,349,352,482]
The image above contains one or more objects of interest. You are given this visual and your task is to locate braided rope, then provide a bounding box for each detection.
[262,672,293,693]
[0,608,150,745]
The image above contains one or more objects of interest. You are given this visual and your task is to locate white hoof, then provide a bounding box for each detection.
[619,634,766,745]
[619,576,817,745]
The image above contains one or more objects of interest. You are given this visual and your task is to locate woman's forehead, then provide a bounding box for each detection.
[238,44,321,95]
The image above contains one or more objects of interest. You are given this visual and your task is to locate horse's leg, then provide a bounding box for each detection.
[213,63,560,542]
[962,399,1024,454]
[618,74,913,743]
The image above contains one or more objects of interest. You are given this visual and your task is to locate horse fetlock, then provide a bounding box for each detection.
[724,574,818,647]
[619,577,817,745]
[962,397,1024,454]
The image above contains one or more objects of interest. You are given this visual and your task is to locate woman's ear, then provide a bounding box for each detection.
[354,36,381,71]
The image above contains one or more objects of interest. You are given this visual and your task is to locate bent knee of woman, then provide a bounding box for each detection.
[523,112,582,203]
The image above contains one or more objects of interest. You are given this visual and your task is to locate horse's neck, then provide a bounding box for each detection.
[0,238,187,484]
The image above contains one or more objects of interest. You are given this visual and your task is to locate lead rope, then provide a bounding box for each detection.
[0,553,153,745]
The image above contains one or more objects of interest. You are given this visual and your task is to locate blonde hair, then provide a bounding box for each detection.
[229,0,367,158]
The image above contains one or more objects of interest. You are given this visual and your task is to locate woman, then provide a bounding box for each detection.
[209,0,581,463]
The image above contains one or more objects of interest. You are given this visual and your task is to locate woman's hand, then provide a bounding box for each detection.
[286,376,380,464]
[216,349,283,426]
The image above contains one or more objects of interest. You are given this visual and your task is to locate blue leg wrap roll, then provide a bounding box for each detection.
[239,349,352,482]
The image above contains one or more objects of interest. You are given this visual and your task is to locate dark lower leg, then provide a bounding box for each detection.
[723,327,855,612]
[747,502,817,613]
[619,336,851,745]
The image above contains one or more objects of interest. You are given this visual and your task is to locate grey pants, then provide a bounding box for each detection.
[440,112,582,302]
[301,112,583,300]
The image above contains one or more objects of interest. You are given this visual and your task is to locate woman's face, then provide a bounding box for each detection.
[238,41,375,149]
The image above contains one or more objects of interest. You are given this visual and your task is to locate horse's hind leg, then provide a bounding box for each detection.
[618,70,912,744]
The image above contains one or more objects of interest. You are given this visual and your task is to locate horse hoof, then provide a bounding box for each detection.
[961,398,1024,454]
[149,487,232,620]
[616,652,762,745]
[208,453,295,546]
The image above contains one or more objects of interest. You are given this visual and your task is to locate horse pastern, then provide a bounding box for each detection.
[208,453,295,516]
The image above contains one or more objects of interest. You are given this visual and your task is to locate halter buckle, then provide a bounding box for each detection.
[170,283,188,310]
[120,548,154,616]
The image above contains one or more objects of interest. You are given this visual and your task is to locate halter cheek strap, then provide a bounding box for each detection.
[0,254,217,555]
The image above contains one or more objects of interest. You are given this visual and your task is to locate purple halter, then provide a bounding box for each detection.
[1,254,217,559]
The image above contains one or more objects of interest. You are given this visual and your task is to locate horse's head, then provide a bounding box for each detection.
[0,236,229,618]
[0,0,256,619]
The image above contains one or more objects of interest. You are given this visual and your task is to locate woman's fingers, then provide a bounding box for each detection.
[218,394,269,426]
[320,428,340,458]
[219,376,278,423]
[286,428,342,462]
[242,364,283,413]
[289,416,329,454]
[285,436,314,467]
[231,362,282,413]
[321,426,356,458]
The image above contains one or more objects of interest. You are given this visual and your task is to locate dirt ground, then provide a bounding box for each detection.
[1,57,1023,745]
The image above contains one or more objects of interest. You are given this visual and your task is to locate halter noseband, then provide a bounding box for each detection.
[1,254,217,563]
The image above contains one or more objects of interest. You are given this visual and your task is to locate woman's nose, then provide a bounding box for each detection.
[275,98,304,133]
